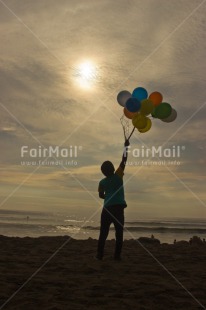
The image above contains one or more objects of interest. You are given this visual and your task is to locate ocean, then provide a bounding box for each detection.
[0,209,206,244]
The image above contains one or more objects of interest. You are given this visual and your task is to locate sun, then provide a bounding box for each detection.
[79,62,95,80]
[73,61,98,89]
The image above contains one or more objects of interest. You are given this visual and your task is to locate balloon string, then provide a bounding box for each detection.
[123,127,127,141]
[128,127,135,140]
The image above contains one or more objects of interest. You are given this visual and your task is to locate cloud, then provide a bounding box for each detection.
[0,0,205,217]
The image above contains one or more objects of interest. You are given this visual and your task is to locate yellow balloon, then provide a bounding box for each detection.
[140,99,155,116]
[132,113,147,129]
[139,118,152,133]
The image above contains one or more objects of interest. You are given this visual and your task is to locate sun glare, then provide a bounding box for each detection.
[73,61,98,89]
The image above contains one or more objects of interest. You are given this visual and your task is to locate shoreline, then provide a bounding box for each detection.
[0,234,206,245]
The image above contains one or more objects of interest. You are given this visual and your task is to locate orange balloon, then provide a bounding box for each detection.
[149,91,163,107]
[123,107,137,119]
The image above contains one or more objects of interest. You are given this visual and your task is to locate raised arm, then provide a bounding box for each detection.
[119,139,130,171]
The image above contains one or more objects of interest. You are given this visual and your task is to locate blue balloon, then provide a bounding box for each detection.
[126,98,141,113]
[132,87,148,101]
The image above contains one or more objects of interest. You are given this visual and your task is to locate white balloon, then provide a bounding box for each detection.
[161,109,177,123]
[117,90,132,107]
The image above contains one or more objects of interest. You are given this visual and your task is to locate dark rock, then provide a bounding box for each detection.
[137,237,160,245]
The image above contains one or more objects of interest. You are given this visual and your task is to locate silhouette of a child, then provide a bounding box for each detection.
[96,139,130,260]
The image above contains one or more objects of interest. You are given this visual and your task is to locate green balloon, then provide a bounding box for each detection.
[151,111,157,118]
[153,102,172,119]
[161,109,177,123]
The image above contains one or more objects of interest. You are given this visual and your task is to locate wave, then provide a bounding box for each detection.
[0,209,51,216]
[0,222,54,230]
[83,225,206,234]
[125,221,206,227]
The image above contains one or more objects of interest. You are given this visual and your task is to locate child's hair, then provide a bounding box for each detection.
[101,161,115,177]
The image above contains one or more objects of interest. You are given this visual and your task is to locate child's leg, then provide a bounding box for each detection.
[97,208,112,258]
[113,207,124,258]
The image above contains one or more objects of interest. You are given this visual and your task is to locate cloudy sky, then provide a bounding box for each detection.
[0,0,206,221]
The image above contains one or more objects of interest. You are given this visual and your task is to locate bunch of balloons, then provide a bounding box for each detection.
[117,87,177,133]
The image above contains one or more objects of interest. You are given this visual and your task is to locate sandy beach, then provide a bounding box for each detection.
[0,235,206,310]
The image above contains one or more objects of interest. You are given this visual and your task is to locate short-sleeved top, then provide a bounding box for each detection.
[98,166,127,208]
